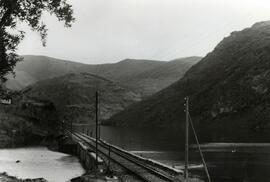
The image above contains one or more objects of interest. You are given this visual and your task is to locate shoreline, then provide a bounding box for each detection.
[0,146,85,182]
[0,172,48,182]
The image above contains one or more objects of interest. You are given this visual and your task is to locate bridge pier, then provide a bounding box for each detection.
[60,134,119,182]
[59,135,77,155]
[59,135,104,171]
[59,136,119,182]
[77,141,105,171]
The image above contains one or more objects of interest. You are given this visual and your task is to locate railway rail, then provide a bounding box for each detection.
[70,131,183,182]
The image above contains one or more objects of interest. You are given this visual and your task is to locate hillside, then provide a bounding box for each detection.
[121,57,201,97]
[5,56,199,97]
[22,73,141,123]
[88,58,164,81]
[5,55,89,90]
[5,56,163,91]
[105,21,270,142]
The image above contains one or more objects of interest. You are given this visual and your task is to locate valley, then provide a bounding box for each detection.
[1,19,270,182]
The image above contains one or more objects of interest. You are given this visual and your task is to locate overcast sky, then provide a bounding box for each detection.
[17,0,270,64]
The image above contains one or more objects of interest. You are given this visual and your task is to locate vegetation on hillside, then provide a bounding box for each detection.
[22,72,141,124]
[121,57,201,97]
[0,97,58,148]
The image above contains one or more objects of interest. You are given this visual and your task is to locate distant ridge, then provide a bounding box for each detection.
[5,55,200,97]
[5,55,88,90]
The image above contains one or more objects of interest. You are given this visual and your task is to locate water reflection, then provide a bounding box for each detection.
[74,125,184,151]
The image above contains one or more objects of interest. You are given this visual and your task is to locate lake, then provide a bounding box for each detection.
[74,125,270,182]
[0,147,85,182]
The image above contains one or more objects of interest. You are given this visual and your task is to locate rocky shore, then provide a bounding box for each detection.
[0,172,48,182]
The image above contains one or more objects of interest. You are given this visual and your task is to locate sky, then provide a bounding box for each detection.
[17,0,270,64]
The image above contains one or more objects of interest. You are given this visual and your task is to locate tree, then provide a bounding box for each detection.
[0,0,75,82]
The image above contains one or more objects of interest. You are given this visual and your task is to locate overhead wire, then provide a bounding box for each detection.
[188,111,211,182]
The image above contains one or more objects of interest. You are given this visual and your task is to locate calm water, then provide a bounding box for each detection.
[0,147,85,182]
[74,125,183,151]
[74,125,270,182]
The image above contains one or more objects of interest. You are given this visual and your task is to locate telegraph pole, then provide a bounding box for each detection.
[108,145,111,171]
[70,120,73,133]
[95,91,99,173]
[98,92,101,140]
[184,96,189,181]
[61,120,64,134]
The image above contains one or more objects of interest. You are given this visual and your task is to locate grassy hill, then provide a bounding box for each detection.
[22,72,141,124]
[121,57,201,97]
[5,56,200,97]
[5,55,89,90]
[88,58,164,81]
[105,21,270,143]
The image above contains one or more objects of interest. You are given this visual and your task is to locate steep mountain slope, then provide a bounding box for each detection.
[5,55,88,90]
[105,21,270,142]
[121,57,201,97]
[5,55,199,97]
[22,73,141,123]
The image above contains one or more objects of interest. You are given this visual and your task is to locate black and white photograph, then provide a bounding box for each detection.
[0,0,270,181]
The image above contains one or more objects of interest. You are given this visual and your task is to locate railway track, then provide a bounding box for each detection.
[71,131,182,182]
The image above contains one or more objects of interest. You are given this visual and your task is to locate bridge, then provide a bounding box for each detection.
[59,93,207,182]
[60,129,204,182]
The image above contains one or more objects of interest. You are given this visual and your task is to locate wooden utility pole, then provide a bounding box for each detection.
[98,92,101,140]
[95,91,99,173]
[108,145,111,170]
[188,113,212,182]
[184,96,189,181]
[61,120,64,134]
[70,120,73,133]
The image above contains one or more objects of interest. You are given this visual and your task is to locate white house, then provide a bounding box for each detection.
[0,98,12,105]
